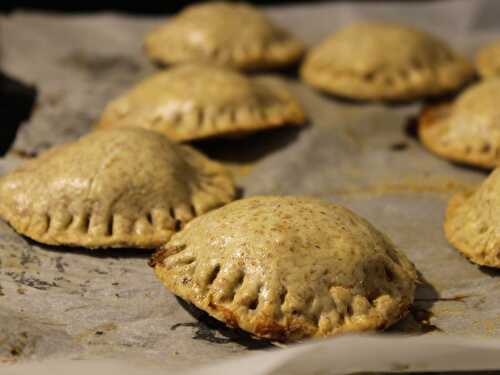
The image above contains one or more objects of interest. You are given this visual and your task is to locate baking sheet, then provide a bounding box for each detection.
[2,0,500,373]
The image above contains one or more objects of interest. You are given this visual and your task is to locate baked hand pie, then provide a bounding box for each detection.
[144,2,305,71]
[445,168,500,268]
[300,22,474,101]
[149,196,417,342]
[476,40,500,79]
[419,79,500,169]
[0,128,235,249]
[97,64,305,142]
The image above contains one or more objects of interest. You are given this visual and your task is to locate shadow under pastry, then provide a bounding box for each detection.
[193,125,305,165]
[174,296,275,350]
[387,271,442,335]
[0,71,37,156]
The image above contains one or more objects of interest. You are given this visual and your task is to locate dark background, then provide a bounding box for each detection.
[2,1,311,14]
[0,1,424,14]
[1,1,202,13]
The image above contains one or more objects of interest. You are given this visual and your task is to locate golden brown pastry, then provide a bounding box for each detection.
[301,22,474,101]
[476,40,500,79]
[144,2,305,71]
[0,128,235,249]
[445,168,500,268]
[97,65,305,142]
[419,79,500,169]
[150,196,417,342]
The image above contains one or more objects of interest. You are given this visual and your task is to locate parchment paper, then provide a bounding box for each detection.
[2,1,500,373]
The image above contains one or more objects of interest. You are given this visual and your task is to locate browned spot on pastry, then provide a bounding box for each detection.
[419,102,452,129]
[254,318,289,342]
[148,246,183,268]
[208,301,239,328]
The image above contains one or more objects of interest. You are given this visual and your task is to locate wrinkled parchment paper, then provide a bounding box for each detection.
[2,1,500,373]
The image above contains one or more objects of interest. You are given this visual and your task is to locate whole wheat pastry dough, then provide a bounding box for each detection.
[476,40,500,79]
[419,79,500,169]
[97,64,305,142]
[300,22,474,101]
[0,128,235,249]
[144,2,305,71]
[150,196,417,342]
[445,168,500,268]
